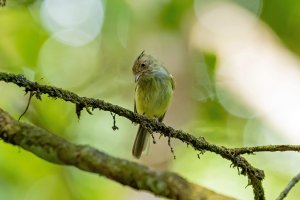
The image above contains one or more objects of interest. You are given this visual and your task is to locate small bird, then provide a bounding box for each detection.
[132,51,175,159]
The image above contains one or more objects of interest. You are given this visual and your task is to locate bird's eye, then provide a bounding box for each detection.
[141,63,146,68]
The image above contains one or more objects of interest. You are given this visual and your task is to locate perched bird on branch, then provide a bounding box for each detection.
[132,51,175,159]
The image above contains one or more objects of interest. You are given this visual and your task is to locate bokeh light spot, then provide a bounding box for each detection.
[41,0,104,46]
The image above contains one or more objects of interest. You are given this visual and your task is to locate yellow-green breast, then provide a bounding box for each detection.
[135,70,174,118]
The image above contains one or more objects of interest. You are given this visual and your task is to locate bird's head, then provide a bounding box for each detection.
[132,51,156,82]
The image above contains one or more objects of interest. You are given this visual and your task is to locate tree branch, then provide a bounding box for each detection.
[232,145,300,155]
[5,72,300,199]
[0,72,266,199]
[276,172,300,200]
[0,107,233,200]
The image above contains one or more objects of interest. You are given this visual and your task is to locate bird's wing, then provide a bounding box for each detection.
[170,74,175,90]
[134,86,137,113]
[158,112,166,122]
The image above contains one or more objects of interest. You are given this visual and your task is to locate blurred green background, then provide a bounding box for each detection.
[1,0,300,199]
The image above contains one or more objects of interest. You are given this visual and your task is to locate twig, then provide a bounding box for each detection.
[0,107,234,200]
[110,112,119,131]
[167,135,176,160]
[276,172,300,200]
[18,91,35,120]
[232,145,300,155]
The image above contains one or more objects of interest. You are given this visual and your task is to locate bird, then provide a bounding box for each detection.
[132,51,175,159]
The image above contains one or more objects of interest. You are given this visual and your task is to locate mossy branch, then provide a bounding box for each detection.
[0,107,233,200]
[232,145,300,155]
[0,72,263,199]
[0,72,299,199]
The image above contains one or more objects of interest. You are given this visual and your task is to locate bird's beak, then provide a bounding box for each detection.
[135,74,140,82]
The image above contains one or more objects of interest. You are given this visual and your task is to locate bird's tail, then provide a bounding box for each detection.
[132,126,149,159]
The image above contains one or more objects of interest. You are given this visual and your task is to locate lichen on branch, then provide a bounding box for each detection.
[1,72,299,199]
[0,72,265,199]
